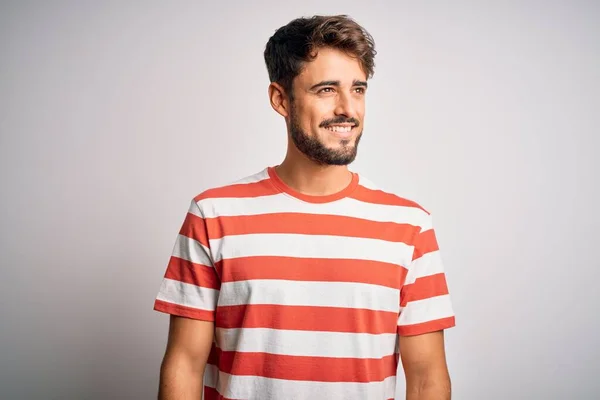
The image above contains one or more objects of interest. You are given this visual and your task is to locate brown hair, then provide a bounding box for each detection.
[264,15,376,97]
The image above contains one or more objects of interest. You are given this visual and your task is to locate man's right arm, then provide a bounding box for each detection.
[158,315,215,399]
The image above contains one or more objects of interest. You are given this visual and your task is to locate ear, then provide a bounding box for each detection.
[268,82,290,118]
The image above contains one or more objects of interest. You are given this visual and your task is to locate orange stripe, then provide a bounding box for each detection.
[153,299,215,321]
[352,185,428,210]
[203,386,218,400]
[180,212,210,247]
[208,345,219,365]
[217,256,405,289]
[215,349,397,382]
[400,273,449,307]
[164,256,221,290]
[195,179,277,201]
[216,304,398,334]
[203,386,238,400]
[412,229,439,260]
[397,316,456,336]
[205,213,418,243]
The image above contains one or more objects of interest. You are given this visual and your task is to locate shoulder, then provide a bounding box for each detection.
[356,174,430,213]
[355,173,433,229]
[189,168,274,212]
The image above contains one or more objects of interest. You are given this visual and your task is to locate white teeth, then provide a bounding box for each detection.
[326,126,352,133]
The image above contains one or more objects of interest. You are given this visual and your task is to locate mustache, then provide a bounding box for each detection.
[319,116,360,128]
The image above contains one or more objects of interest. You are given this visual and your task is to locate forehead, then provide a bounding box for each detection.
[295,47,367,85]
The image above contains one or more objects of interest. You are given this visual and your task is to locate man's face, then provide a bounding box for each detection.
[288,47,367,166]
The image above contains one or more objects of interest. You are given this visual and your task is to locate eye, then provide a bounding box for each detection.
[318,87,334,93]
[354,87,366,94]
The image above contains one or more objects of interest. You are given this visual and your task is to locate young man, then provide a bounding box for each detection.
[154,15,456,400]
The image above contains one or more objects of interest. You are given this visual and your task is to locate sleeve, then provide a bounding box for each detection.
[397,212,456,336]
[153,198,221,322]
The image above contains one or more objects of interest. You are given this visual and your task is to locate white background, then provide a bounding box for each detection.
[1,1,598,399]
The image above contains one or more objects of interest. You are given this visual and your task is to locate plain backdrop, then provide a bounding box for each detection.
[1,1,598,399]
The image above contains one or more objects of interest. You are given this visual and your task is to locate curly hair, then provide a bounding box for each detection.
[264,15,376,98]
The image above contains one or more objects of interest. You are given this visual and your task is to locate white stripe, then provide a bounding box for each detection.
[218,372,396,400]
[356,176,380,191]
[420,219,434,232]
[404,251,445,285]
[187,199,203,218]
[357,176,402,195]
[210,233,412,266]
[172,234,213,267]
[398,294,454,326]
[156,278,219,311]
[229,168,270,185]
[198,192,429,226]
[216,328,397,359]
[204,363,218,388]
[218,279,399,312]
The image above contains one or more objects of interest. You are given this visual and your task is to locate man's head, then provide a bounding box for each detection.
[264,15,376,166]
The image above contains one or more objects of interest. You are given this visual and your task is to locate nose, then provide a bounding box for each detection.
[334,91,357,119]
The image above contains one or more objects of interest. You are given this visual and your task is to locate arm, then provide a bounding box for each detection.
[399,330,451,400]
[158,315,214,400]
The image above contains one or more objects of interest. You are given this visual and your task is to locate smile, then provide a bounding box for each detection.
[324,124,356,139]
[325,125,353,133]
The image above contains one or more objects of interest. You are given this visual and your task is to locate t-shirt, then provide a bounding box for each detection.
[154,166,456,400]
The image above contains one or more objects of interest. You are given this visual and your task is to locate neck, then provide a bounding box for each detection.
[275,148,353,197]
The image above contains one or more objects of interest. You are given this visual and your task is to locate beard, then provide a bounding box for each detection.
[289,106,362,166]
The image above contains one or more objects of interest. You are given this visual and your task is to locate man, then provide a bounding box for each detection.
[154,15,456,400]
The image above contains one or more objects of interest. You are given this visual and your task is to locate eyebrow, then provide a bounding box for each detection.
[309,80,368,91]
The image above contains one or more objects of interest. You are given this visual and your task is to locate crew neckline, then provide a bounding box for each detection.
[267,165,359,204]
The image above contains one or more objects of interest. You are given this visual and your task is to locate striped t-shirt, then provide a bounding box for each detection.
[154,166,456,400]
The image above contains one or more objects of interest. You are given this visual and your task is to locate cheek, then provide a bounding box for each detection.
[312,105,335,127]
[305,112,326,132]
[294,100,334,131]
[356,99,366,117]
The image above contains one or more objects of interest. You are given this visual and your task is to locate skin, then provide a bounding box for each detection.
[401,331,452,399]
[158,316,213,399]
[268,47,366,195]
[158,46,451,399]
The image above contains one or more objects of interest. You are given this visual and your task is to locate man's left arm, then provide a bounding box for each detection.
[397,210,456,399]
[399,330,451,400]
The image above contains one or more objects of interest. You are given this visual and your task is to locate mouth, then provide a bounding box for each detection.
[323,124,356,139]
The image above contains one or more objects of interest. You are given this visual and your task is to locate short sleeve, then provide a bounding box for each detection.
[397,213,456,336]
[153,198,220,322]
